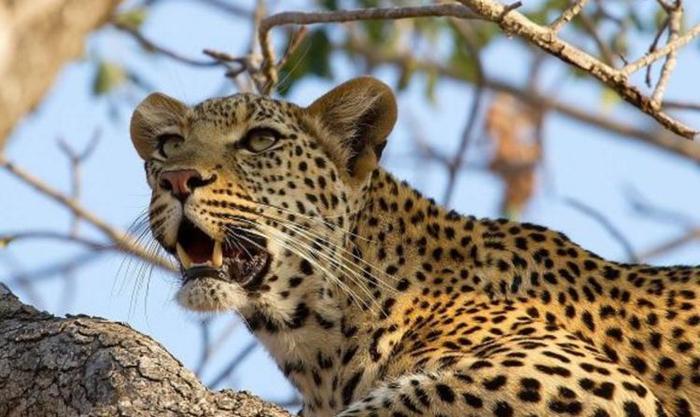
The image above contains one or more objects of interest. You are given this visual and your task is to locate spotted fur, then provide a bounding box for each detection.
[131,78,700,417]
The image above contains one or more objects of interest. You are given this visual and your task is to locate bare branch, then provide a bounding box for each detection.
[621,23,700,76]
[456,0,699,138]
[442,19,486,206]
[208,340,258,389]
[644,15,670,88]
[114,22,226,67]
[5,252,107,287]
[0,231,110,251]
[58,130,101,235]
[258,4,480,94]
[341,38,700,162]
[193,0,252,18]
[195,318,213,377]
[0,155,175,272]
[550,0,589,33]
[663,100,700,112]
[650,6,682,107]
[561,197,639,262]
[638,229,700,261]
[577,12,615,65]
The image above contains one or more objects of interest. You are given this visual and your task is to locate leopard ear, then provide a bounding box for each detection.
[306,77,397,181]
[130,93,189,159]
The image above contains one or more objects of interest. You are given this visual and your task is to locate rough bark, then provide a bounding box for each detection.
[0,0,123,149]
[0,283,293,417]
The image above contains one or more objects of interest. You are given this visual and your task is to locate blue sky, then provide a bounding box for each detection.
[2,0,700,404]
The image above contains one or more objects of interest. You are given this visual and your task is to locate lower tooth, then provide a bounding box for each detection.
[176,243,193,269]
[212,241,223,268]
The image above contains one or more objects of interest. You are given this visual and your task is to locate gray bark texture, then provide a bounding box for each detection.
[0,0,123,149]
[0,284,293,417]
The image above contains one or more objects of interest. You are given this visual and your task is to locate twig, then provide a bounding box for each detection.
[207,340,258,389]
[638,229,700,261]
[196,0,251,18]
[621,23,700,76]
[201,49,248,65]
[561,197,639,262]
[442,18,486,206]
[0,231,110,251]
[275,27,309,71]
[644,16,670,88]
[114,22,224,67]
[456,0,699,138]
[257,4,480,94]
[650,6,682,108]
[577,12,615,66]
[626,187,696,228]
[407,119,451,166]
[663,100,700,111]
[5,251,108,287]
[342,39,700,162]
[195,318,212,377]
[57,131,101,309]
[0,155,175,272]
[550,0,589,33]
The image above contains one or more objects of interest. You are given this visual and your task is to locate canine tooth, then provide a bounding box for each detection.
[212,241,223,268]
[176,243,193,269]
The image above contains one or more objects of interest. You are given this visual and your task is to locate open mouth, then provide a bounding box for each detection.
[174,218,270,287]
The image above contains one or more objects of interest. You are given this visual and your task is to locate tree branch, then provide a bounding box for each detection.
[456,0,699,138]
[0,155,175,272]
[257,4,480,94]
[0,0,123,149]
[0,284,292,416]
[341,39,700,163]
[550,0,589,33]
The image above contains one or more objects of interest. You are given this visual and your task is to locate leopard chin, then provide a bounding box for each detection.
[176,277,248,312]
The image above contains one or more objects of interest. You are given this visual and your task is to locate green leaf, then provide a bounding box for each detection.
[92,61,127,95]
[318,0,338,10]
[601,87,621,110]
[0,236,12,249]
[363,20,388,44]
[113,8,148,30]
[277,29,333,96]
[397,59,416,92]
[425,69,438,104]
[448,27,489,82]
[307,30,333,78]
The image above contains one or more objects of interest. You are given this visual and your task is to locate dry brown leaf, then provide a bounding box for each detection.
[486,93,542,218]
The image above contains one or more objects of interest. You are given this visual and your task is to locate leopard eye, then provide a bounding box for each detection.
[241,128,280,153]
[156,133,184,158]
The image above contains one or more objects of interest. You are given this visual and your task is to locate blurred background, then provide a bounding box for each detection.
[1,0,699,408]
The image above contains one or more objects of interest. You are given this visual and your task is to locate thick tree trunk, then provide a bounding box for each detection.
[0,0,123,149]
[0,284,292,417]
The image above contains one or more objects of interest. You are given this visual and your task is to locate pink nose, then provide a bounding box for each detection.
[159,169,213,202]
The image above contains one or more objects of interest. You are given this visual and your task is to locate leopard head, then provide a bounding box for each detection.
[130,77,397,317]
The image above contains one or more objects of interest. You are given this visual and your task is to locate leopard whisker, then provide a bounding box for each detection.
[254,211,400,296]
[246,199,373,243]
[229,220,375,311]
[234,219,382,312]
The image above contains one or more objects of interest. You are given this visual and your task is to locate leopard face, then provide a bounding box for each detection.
[130,78,397,316]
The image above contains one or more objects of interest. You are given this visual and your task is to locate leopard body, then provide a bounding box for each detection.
[130,78,700,417]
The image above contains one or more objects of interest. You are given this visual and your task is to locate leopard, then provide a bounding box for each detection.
[130,77,700,417]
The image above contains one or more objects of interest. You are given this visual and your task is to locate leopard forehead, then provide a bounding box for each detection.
[189,93,303,129]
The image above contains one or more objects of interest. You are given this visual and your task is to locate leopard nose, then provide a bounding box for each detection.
[159,169,216,202]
